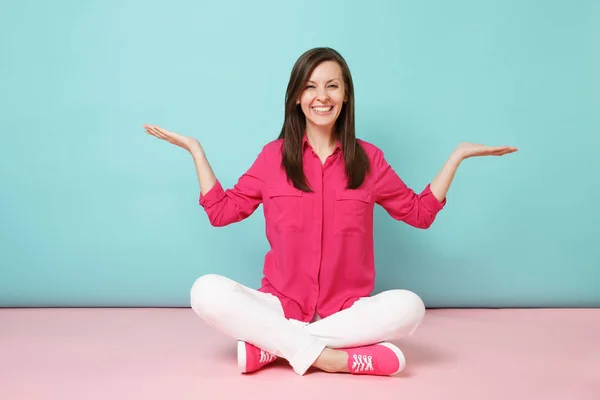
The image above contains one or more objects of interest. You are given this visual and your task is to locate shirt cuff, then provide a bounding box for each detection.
[420,183,446,213]
[199,180,226,208]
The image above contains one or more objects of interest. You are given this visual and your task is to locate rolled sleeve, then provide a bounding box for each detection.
[419,183,447,213]
[374,149,445,229]
[199,180,227,208]
[197,146,266,227]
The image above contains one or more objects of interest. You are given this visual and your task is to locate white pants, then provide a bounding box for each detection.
[190,274,426,376]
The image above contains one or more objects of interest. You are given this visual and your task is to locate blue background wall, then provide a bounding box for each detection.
[1,0,598,307]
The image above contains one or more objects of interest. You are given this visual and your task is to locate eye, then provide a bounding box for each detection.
[305,85,315,89]
[328,84,338,88]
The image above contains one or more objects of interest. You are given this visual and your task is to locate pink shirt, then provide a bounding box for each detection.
[199,135,446,322]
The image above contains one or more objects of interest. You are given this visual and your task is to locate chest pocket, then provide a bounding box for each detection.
[266,186,304,232]
[334,189,373,236]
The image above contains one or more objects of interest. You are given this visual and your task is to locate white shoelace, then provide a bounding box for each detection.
[351,354,374,372]
[259,350,276,363]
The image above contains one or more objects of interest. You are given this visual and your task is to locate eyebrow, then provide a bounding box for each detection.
[307,78,340,84]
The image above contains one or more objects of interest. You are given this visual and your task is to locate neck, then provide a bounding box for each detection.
[305,122,336,152]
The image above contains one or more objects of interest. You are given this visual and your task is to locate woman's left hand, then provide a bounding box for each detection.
[452,143,518,161]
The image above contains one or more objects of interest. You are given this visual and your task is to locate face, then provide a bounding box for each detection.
[297,61,347,132]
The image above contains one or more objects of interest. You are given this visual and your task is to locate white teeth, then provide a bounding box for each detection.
[313,106,333,112]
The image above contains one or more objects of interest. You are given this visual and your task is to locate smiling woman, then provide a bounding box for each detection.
[301,68,345,116]
[297,63,347,140]
[278,49,369,191]
[142,47,517,378]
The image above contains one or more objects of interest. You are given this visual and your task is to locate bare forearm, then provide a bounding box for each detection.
[189,144,217,196]
[429,152,463,202]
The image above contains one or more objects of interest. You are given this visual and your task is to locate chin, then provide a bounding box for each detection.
[309,114,341,128]
[308,120,337,130]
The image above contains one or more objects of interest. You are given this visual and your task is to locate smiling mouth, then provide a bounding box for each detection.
[312,106,334,114]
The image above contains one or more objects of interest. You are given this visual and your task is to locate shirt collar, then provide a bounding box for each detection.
[302,132,342,152]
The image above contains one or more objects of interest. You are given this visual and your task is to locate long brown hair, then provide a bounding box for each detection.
[278,47,369,191]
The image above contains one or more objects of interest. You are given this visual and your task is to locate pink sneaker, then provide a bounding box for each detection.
[237,341,277,373]
[343,342,406,376]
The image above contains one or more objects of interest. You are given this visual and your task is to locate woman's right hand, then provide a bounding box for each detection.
[143,124,201,153]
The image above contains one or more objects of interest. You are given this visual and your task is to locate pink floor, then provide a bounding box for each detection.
[1,308,599,400]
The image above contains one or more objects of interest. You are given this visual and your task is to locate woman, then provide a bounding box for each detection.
[143,47,517,377]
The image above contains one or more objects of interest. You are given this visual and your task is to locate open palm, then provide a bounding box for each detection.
[143,124,199,152]
[455,143,518,160]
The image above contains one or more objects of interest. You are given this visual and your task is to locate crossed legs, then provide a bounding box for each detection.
[190,274,425,375]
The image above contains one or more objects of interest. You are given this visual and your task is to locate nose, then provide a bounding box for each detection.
[316,86,329,101]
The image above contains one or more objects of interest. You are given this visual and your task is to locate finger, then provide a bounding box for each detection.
[499,147,517,154]
[145,129,162,139]
[156,126,177,139]
[491,147,513,155]
[144,128,157,138]
[150,126,171,137]
[148,126,167,139]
